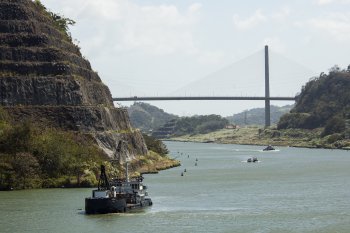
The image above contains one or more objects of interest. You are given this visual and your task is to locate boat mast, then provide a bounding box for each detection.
[98,165,110,191]
[125,161,129,183]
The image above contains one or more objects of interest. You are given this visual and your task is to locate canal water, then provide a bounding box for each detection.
[1,141,350,233]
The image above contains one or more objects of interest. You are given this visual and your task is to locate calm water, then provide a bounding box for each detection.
[1,141,350,233]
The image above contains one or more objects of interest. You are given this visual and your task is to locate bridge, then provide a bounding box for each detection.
[112,46,297,127]
[112,96,295,101]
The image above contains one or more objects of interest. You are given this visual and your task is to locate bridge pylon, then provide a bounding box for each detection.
[265,45,271,128]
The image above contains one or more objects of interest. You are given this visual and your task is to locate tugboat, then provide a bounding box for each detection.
[85,163,152,214]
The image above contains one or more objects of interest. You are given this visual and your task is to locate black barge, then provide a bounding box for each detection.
[85,164,152,214]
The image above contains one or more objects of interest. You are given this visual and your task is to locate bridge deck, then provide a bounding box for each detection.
[112,96,296,101]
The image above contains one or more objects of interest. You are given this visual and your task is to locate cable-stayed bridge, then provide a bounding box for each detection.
[113,46,313,127]
[113,96,295,101]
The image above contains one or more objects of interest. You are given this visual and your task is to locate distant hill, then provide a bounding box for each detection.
[278,66,350,136]
[153,114,229,138]
[127,102,178,133]
[127,103,229,137]
[226,105,293,126]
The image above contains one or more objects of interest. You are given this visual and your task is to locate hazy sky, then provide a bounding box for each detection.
[40,0,350,116]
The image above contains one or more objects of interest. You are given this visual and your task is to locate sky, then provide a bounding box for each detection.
[40,0,350,116]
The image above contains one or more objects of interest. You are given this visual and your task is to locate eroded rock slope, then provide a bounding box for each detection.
[0,0,147,160]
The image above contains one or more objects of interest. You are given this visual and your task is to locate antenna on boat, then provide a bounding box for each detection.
[125,159,130,183]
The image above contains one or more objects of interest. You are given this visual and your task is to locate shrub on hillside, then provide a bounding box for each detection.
[0,119,107,189]
[277,113,318,129]
[322,116,346,137]
[142,134,169,156]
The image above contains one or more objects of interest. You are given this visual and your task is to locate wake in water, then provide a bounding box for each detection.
[258,149,280,152]
[233,149,262,152]
[233,148,280,153]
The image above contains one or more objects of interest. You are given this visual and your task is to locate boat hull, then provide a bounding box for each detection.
[85,197,152,214]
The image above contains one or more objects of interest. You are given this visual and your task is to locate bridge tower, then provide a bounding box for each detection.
[264,45,271,127]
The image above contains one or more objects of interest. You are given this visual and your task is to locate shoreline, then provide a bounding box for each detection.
[164,127,350,150]
[0,153,181,191]
[165,138,350,150]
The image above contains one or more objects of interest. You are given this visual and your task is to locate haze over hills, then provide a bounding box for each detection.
[227,105,293,126]
[128,102,293,135]
[138,49,316,116]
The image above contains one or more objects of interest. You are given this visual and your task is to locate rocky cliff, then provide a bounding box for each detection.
[0,0,148,160]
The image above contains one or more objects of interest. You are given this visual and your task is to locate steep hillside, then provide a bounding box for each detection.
[0,0,148,159]
[128,102,178,132]
[226,105,293,126]
[0,0,179,189]
[278,66,350,137]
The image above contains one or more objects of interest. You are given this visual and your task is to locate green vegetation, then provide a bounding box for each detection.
[142,134,169,156]
[277,66,350,139]
[128,103,229,137]
[129,151,180,175]
[0,109,108,190]
[34,0,76,41]
[170,127,350,149]
[171,66,350,149]
[0,107,179,190]
[172,114,228,136]
[128,102,178,133]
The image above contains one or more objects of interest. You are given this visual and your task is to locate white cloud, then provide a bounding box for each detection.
[316,0,335,4]
[307,13,350,41]
[271,7,291,20]
[233,9,267,30]
[315,0,350,5]
[113,3,201,55]
[42,0,203,56]
[233,7,291,30]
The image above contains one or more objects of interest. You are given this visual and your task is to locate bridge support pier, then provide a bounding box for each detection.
[265,45,271,128]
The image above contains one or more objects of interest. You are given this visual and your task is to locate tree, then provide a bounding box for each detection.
[0,121,32,155]
[322,116,346,137]
[0,155,14,190]
[34,0,75,41]
[142,134,169,156]
[12,153,40,189]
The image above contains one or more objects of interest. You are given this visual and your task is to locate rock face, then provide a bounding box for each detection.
[0,0,148,160]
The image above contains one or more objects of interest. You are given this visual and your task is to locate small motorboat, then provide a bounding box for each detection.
[263,145,275,151]
[247,157,258,163]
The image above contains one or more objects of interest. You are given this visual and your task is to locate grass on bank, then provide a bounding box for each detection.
[0,107,179,190]
[170,126,350,149]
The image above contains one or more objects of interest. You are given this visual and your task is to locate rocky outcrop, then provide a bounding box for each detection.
[0,0,148,160]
